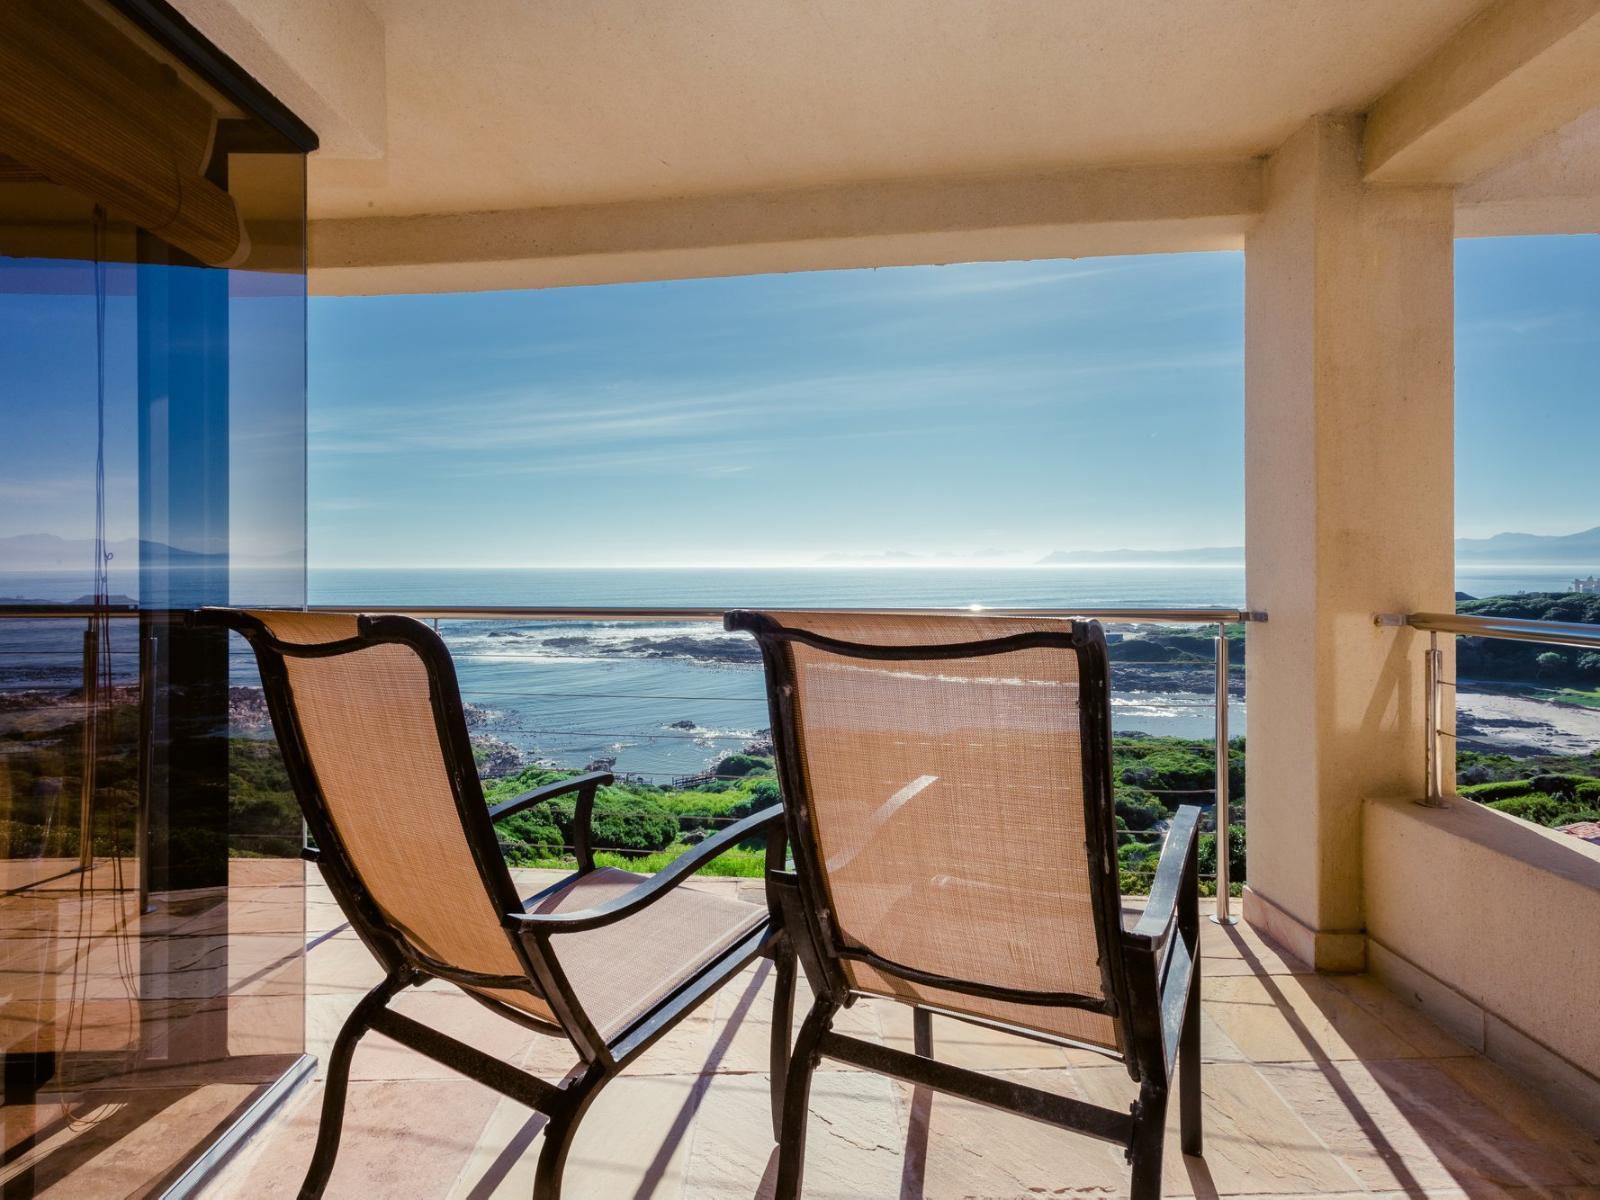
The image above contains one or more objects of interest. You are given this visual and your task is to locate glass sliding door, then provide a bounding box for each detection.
[0,2,314,1193]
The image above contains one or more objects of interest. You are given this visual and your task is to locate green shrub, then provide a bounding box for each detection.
[1118,747,1215,795]
[594,844,767,878]
[1199,824,1247,886]
[1114,787,1167,831]
[714,754,771,778]
[1485,793,1562,824]
[1459,780,1542,803]
[1118,840,1160,873]
[526,794,678,856]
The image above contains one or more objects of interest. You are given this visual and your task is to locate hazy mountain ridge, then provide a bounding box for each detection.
[1037,546,1244,565]
[0,533,222,568]
[1454,526,1600,563]
[1040,526,1600,567]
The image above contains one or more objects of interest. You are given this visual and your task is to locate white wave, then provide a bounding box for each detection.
[438,621,759,665]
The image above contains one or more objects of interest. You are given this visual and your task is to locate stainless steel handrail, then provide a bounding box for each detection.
[1377,609,1600,804]
[1397,610,1600,650]
[0,604,1267,623]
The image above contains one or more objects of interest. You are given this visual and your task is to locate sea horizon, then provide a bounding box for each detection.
[4,562,1595,778]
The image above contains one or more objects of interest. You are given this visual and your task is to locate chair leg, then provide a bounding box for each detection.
[1128,1081,1169,1200]
[299,974,406,1199]
[769,938,798,1141]
[912,1007,932,1058]
[1180,971,1203,1156]
[532,1062,610,1200]
[774,1000,834,1200]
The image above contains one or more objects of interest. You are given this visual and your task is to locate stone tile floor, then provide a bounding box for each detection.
[202,871,1600,1199]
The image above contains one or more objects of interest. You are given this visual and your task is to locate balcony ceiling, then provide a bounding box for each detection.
[176,0,1600,291]
[318,0,1483,218]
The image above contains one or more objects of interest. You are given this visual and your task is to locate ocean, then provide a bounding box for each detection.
[2,564,1589,778]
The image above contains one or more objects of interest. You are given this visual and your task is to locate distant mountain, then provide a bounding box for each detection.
[1454,526,1600,564]
[0,533,223,569]
[1036,527,1600,568]
[1037,546,1243,565]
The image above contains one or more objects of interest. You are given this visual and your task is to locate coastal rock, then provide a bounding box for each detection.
[668,719,698,730]
[228,686,271,731]
[473,736,525,778]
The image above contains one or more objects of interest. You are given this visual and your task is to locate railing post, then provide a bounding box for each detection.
[78,621,98,872]
[1422,630,1446,807]
[1210,622,1238,925]
[139,631,157,912]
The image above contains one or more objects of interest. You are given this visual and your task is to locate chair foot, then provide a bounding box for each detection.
[299,974,405,1198]
[770,939,798,1142]
[1128,1082,1168,1200]
[532,1063,609,1200]
[774,1000,833,1200]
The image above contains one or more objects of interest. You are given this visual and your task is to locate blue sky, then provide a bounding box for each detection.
[307,237,1599,568]
[310,253,1248,567]
[4,238,1595,569]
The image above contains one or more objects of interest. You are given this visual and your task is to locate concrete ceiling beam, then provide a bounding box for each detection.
[1364,0,1600,185]
[309,160,1263,295]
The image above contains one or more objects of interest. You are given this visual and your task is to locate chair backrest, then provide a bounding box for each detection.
[729,610,1128,1052]
[221,611,531,991]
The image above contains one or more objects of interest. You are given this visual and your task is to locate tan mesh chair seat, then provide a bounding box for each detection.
[730,609,1206,1200]
[476,867,767,1038]
[750,612,1116,1048]
[214,608,789,1200]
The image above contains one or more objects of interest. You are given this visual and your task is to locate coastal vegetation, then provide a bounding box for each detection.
[1454,747,1600,830]
[1455,592,1600,704]
[484,732,1247,895]
[0,685,1245,892]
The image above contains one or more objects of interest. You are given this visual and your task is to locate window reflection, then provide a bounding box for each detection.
[0,2,310,1193]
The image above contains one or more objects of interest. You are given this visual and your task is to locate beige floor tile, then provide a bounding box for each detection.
[5,1084,258,1199]
[1259,1057,1600,1193]
[683,1070,904,1199]
[202,1078,501,1199]
[304,933,386,996]
[1433,1055,1600,1183]
[712,967,885,1076]
[1075,1060,1364,1197]
[1319,973,1474,1060]
[172,890,1600,1200]
[306,989,544,1084]
[1203,973,1434,1064]
[890,1069,1131,1198]
[447,1072,702,1199]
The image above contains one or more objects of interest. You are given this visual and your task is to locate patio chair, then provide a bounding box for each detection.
[725,610,1203,1200]
[206,610,792,1199]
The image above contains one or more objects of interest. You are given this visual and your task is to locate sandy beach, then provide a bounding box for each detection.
[1457,686,1600,756]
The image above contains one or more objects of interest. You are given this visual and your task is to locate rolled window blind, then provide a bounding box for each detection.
[0,0,248,266]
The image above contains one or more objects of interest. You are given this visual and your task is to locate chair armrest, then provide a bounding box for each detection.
[1127,804,1203,953]
[489,770,613,871]
[507,803,784,935]
[488,769,613,823]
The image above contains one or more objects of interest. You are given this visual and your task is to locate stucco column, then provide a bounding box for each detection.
[1242,114,1454,970]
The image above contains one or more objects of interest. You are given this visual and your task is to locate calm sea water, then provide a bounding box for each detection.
[2,564,1588,777]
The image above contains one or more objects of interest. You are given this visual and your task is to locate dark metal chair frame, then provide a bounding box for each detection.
[725,611,1203,1200]
[208,610,794,1199]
